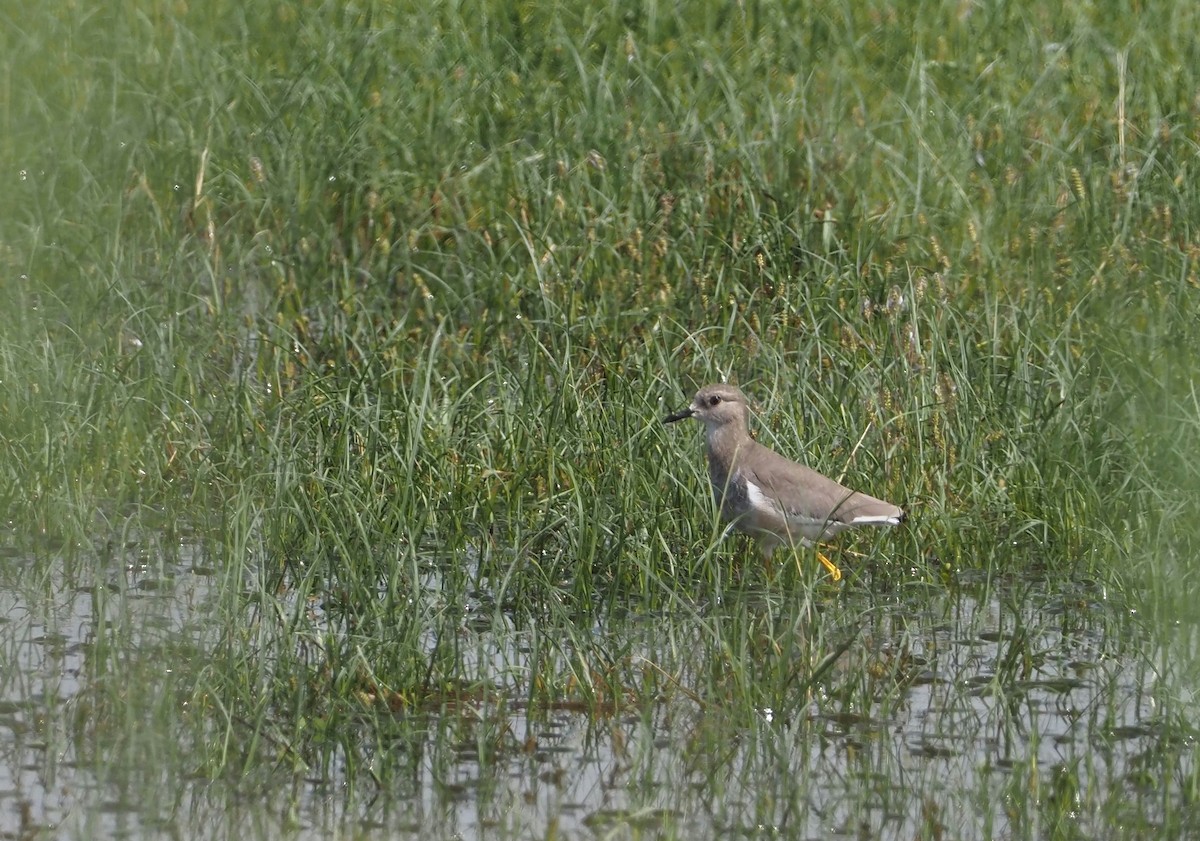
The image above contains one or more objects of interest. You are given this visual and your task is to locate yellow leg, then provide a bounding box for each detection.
[779,541,842,581]
[816,550,842,582]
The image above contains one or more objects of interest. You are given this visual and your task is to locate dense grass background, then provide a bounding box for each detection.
[3,0,1200,835]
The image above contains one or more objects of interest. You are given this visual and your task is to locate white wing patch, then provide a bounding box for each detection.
[745,480,783,516]
[846,512,904,526]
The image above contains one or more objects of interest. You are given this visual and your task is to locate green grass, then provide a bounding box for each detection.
[3,0,1200,837]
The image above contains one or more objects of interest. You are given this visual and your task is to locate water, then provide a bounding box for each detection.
[0,538,1192,840]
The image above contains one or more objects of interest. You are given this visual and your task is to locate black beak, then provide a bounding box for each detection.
[663,407,694,424]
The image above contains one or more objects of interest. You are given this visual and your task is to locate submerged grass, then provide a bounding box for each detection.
[3,0,1200,836]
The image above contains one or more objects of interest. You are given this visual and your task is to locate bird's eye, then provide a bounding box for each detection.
[708,395,721,406]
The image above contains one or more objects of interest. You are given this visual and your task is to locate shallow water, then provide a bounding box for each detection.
[0,538,1192,840]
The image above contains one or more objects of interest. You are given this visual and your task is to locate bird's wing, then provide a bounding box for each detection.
[744,442,900,525]
[742,443,858,523]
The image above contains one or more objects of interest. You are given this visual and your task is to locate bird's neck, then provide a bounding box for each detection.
[705,423,751,479]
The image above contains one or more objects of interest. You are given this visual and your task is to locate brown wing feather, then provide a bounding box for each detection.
[744,440,901,524]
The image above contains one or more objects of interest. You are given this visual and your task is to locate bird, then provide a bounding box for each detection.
[663,383,905,580]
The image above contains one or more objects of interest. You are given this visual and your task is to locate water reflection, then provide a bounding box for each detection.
[0,540,1190,840]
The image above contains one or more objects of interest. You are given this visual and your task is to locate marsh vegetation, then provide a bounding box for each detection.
[2,2,1199,837]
